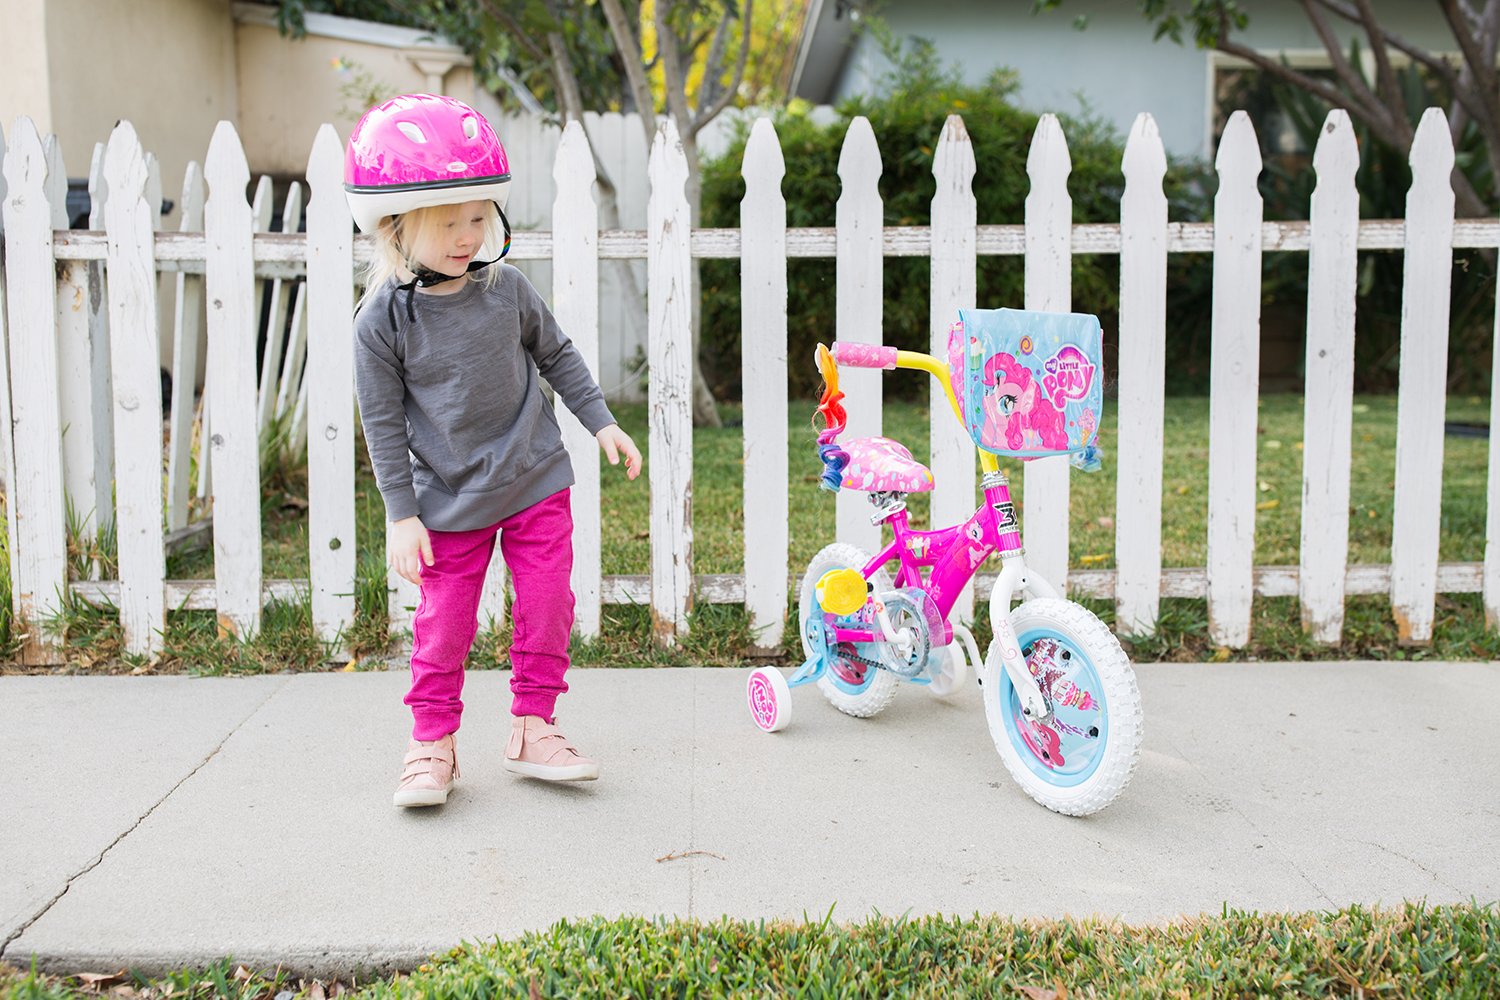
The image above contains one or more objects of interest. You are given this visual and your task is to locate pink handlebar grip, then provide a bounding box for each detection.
[830,341,898,369]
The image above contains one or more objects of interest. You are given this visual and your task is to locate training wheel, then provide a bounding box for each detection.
[926,644,968,698]
[747,667,793,732]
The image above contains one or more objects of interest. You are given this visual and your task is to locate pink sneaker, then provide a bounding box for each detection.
[503,716,599,782]
[393,733,459,807]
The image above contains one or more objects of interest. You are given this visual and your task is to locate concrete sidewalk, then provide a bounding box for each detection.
[2,662,1497,979]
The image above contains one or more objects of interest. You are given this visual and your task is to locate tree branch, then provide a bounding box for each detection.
[1439,0,1500,96]
[598,0,659,148]
[1308,0,1462,81]
[472,0,549,63]
[692,0,755,136]
[1351,0,1406,116]
[1213,25,1407,148]
[694,14,733,115]
[1298,0,1385,117]
[655,4,696,134]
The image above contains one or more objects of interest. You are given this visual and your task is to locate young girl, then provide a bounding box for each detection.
[345,94,641,808]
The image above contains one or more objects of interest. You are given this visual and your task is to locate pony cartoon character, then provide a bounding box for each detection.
[980,352,1070,453]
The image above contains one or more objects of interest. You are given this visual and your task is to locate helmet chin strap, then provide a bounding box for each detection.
[389,203,512,329]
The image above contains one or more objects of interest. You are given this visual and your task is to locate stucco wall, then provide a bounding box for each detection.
[0,2,52,139]
[234,19,478,177]
[43,0,237,224]
[837,0,1461,159]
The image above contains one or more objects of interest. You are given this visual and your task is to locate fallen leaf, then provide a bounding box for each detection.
[1079,553,1109,565]
[1258,481,1272,492]
[1211,646,1232,662]
[1018,986,1060,1000]
[342,660,358,672]
[75,970,125,987]
[1095,516,1113,529]
[280,495,310,510]
[1265,439,1282,449]
[1176,485,1190,495]
[233,965,253,982]
[1294,441,1304,450]
[310,982,327,1000]
[1369,509,1378,519]
[656,849,727,863]
[1256,499,1280,511]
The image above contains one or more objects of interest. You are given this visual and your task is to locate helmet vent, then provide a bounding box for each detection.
[396,122,427,143]
[462,116,480,140]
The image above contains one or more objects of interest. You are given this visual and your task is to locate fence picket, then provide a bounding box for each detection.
[741,117,790,650]
[0,122,17,625]
[1023,113,1073,590]
[51,136,107,552]
[835,117,882,555]
[1115,114,1169,636]
[166,162,205,532]
[1391,110,1455,644]
[2,118,68,662]
[1487,245,1500,629]
[1300,111,1360,643]
[305,124,355,652]
[102,121,167,656]
[930,115,978,620]
[257,182,302,438]
[1205,113,1264,648]
[553,121,601,638]
[274,284,308,423]
[85,143,116,539]
[648,117,694,644]
[204,122,264,638]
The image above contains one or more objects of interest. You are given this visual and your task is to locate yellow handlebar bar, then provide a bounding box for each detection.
[889,350,1000,474]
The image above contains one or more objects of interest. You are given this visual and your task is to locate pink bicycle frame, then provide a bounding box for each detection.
[829,478,1022,647]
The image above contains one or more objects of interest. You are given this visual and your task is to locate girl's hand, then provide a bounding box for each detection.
[389,516,434,585]
[596,424,642,480]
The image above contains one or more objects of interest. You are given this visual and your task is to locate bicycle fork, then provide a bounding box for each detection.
[988,552,1056,721]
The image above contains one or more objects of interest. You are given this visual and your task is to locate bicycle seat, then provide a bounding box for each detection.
[840,437,934,493]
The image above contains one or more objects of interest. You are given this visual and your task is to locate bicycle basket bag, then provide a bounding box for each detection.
[953,308,1103,459]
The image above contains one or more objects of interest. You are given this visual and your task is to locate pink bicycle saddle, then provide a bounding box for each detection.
[840,437,934,493]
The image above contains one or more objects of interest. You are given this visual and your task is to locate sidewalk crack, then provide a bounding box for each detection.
[0,676,292,959]
[1158,728,1337,909]
[1353,839,1461,894]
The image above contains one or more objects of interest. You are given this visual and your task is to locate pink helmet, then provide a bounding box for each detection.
[344,94,511,233]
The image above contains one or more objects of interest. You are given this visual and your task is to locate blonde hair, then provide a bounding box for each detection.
[358,200,508,310]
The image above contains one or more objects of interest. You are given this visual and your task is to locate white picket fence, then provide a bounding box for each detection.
[2,107,1498,666]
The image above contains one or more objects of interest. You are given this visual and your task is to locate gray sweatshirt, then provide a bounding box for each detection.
[354,265,615,532]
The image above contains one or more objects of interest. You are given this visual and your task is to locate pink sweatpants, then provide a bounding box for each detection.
[405,488,574,740]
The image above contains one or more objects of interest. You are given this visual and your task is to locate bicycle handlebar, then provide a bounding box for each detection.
[830,341,898,369]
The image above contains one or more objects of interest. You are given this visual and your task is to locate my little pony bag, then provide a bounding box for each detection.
[947,308,1104,468]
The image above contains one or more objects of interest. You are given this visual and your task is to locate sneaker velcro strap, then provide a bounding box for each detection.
[404,745,454,766]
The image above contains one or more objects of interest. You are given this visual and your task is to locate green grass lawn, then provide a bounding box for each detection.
[3,903,1495,998]
[146,392,1495,578]
[4,393,1498,670]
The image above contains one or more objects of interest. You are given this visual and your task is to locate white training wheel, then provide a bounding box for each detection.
[747,667,793,732]
[926,643,969,698]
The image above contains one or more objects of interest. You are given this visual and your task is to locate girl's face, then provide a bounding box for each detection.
[409,200,490,281]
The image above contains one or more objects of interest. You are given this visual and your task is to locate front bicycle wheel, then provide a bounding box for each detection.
[983,598,1142,816]
[800,543,900,719]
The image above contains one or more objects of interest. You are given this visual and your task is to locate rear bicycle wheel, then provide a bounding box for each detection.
[800,543,900,719]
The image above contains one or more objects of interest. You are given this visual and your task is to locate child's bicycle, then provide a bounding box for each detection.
[746,308,1142,816]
